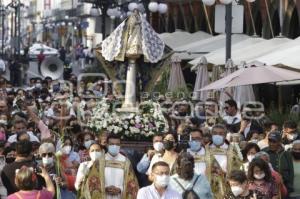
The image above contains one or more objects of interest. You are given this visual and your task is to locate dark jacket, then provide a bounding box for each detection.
[263,147,294,193]
[1,159,45,195]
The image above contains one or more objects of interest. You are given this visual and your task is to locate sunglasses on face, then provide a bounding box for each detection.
[41,153,54,158]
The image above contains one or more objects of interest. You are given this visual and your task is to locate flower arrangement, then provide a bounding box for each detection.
[88,98,169,140]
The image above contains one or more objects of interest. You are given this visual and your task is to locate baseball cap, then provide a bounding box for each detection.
[268,131,281,142]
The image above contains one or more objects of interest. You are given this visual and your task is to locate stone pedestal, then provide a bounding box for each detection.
[122,59,137,109]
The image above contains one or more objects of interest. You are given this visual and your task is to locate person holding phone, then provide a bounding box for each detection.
[7,165,54,199]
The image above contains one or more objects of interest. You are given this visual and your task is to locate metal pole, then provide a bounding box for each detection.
[17,1,20,57]
[225,3,232,61]
[102,8,106,40]
[14,5,17,57]
[2,11,4,57]
[11,6,13,58]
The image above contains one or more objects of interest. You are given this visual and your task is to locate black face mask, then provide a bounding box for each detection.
[292,151,300,160]
[178,112,187,117]
[6,157,15,164]
[164,140,174,151]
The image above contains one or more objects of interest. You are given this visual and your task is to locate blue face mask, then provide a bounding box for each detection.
[189,140,201,152]
[108,145,120,156]
[212,135,224,146]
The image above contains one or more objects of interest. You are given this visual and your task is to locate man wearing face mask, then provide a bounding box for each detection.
[147,133,178,175]
[137,161,181,199]
[262,131,294,194]
[187,128,208,175]
[39,142,76,199]
[137,134,164,174]
[225,170,259,199]
[207,124,243,199]
[170,152,213,199]
[78,133,139,199]
[282,120,300,149]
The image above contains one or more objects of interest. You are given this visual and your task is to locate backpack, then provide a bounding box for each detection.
[174,175,200,199]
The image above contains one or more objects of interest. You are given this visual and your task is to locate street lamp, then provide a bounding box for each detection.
[90,4,100,17]
[201,0,255,61]
[86,0,168,39]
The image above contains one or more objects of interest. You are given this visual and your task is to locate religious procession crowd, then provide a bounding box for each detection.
[0,73,299,199]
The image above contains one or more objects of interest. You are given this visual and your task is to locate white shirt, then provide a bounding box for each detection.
[223,113,241,125]
[137,184,182,199]
[147,153,163,175]
[7,131,40,143]
[187,148,206,175]
[75,160,94,190]
[105,153,126,199]
[210,143,229,172]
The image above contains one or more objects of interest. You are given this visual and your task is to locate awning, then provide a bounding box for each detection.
[254,36,300,69]
[193,36,265,65]
[159,30,212,50]
[176,34,249,60]
[189,37,291,66]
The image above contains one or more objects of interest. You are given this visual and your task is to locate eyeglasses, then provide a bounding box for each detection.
[41,153,54,158]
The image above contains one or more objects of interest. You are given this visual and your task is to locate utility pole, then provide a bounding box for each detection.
[225,3,232,61]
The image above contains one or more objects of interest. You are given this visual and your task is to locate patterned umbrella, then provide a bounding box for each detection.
[101,10,164,63]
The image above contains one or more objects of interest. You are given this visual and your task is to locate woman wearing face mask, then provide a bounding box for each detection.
[254,152,287,199]
[57,136,80,191]
[247,158,279,199]
[147,133,178,175]
[39,142,76,199]
[289,140,300,198]
[78,132,95,162]
[242,143,260,172]
[169,152,213,199]
[75,143,102,190]
[225,170,263,199]
[162,133,178,174]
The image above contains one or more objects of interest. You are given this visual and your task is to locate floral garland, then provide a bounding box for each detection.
[88,99,169,139]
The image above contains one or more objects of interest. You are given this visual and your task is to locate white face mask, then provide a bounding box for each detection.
[247,155,255,162]
[287,133,297,141]
[35,83,42,88]
[254,173,265,180]
[84,140,94,149]
[89,151,102,161]
[42,157,54,166]
[154,174,170,188]
[249,139,258,144]
[231,186,244,196]
[62,146,72,155]
[153,142,164,152]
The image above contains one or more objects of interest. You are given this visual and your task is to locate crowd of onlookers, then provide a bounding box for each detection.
[0,72,299,199]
